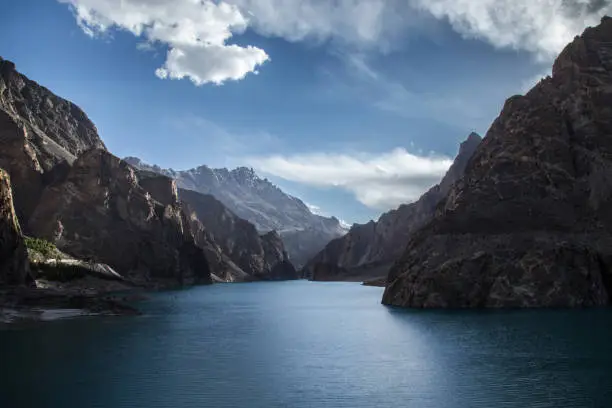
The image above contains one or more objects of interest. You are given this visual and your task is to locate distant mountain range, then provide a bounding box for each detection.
[302,132,482,283]
[0,55,298,290]
[123,158,348,266]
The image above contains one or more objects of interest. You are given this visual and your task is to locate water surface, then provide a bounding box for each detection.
[1,281,611,407]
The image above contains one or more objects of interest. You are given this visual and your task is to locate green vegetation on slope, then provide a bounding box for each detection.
[24,237,62,259]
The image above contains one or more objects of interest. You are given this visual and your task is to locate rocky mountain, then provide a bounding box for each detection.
[178,188,298,281]
[0,57,106,225]
[383,17,612,308]
[0,56,303,287]
[0,168,31,286]
[302,132,482,282]
[123,158,348,266]
[27,149,212,286]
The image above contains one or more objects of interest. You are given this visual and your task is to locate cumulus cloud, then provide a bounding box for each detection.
[410,0,612,58]
[248,149,452,210]
[229,0,611,58]
[59,0,611,86]
[227,0,424,49]
[59,0,269,85]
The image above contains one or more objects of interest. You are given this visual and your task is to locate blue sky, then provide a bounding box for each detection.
[2,0,608,224]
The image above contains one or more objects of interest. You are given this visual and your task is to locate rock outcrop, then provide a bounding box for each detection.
[0,57,106,224]
[124,158,348,266]
[179,188,298,281]
[303,133,481,282]
[383,17,612,308]
[28,149,211,287]
[0,169,31,286]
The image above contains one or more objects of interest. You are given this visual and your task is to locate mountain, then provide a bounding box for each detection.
[27,149,212,286]
[0,56,298,289]
[123,158,348,266]
[0,57,106,225]
[383,17,612,308]
[302,132,482,282]
[0,168,31,286]
[0,56,214,287]
[178,187,298,281]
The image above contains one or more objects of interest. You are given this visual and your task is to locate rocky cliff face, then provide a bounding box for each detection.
[303,133,481,282]
[179,188,298,281]
[27,149,211,286]
[0,57,106,224]
[123,158,348,266]
[383,17,612,308]
[0,169,31,286]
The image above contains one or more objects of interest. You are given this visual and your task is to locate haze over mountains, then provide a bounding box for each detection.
[303,132,482,283]
[124,157,349,266]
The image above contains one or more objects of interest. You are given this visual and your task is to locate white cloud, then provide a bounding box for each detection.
[410,0,612,59]
[226,0,426,50]
[59,0,269,85]
[60,0,610,87]
[248,149,452,210]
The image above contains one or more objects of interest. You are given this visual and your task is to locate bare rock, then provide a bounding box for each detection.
[27,149,211,286]
[0,57,106,224]
[303,133,481,281]
[0,168,31,286]
[383,17,612,309]
[179,188,298,281]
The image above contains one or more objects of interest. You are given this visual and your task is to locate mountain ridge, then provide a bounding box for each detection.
[383,16,612,308]
[124,157,348,266]
[301,132,482,282]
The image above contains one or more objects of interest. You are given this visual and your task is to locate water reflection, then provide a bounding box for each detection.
[1,282,611,408]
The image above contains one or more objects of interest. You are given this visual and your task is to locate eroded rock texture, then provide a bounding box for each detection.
[303,133,481,282]
[28,150,211,286]
[383,17,612,308]
[0,57,105,224]
[179,188,298,281]
[0,168,31,286]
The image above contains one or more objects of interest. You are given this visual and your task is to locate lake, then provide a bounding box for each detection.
[1,281,611,407]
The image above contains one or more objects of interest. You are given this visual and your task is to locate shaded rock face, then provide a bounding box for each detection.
[178,188,298,281]
[0,169,31,286]
[0,57,106,224]
[137,172,178,207]
[303,133,481,282]
[27,150,211,286]
[383,17,612,308]
[178,203,251,283]
[124,158,348,266]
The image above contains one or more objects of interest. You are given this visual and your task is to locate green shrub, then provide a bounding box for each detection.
[24,237,62,259]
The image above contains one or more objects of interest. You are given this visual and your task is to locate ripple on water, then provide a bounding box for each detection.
[1,281,611,408]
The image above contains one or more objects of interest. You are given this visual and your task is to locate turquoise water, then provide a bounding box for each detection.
[1,281,611,408]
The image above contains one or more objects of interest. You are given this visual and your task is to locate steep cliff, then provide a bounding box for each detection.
[0,169,31,286]
[303,133,481,282]
[123,158,348,266]
[27,149,211,287]
[0,57,106,224]
[179,188,298,281]
[383,17,612,308]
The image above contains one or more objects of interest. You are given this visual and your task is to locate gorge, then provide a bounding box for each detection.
[2,6,612,408]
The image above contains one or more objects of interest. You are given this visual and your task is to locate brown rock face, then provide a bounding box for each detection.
[179,188,298,281]
[138,172,179,207]
[303,133,481,282]
[0,169,31,286]
[28,150,211,286]
[0,57,106,224]
[179,203,251,282]
[383,17,612,308]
